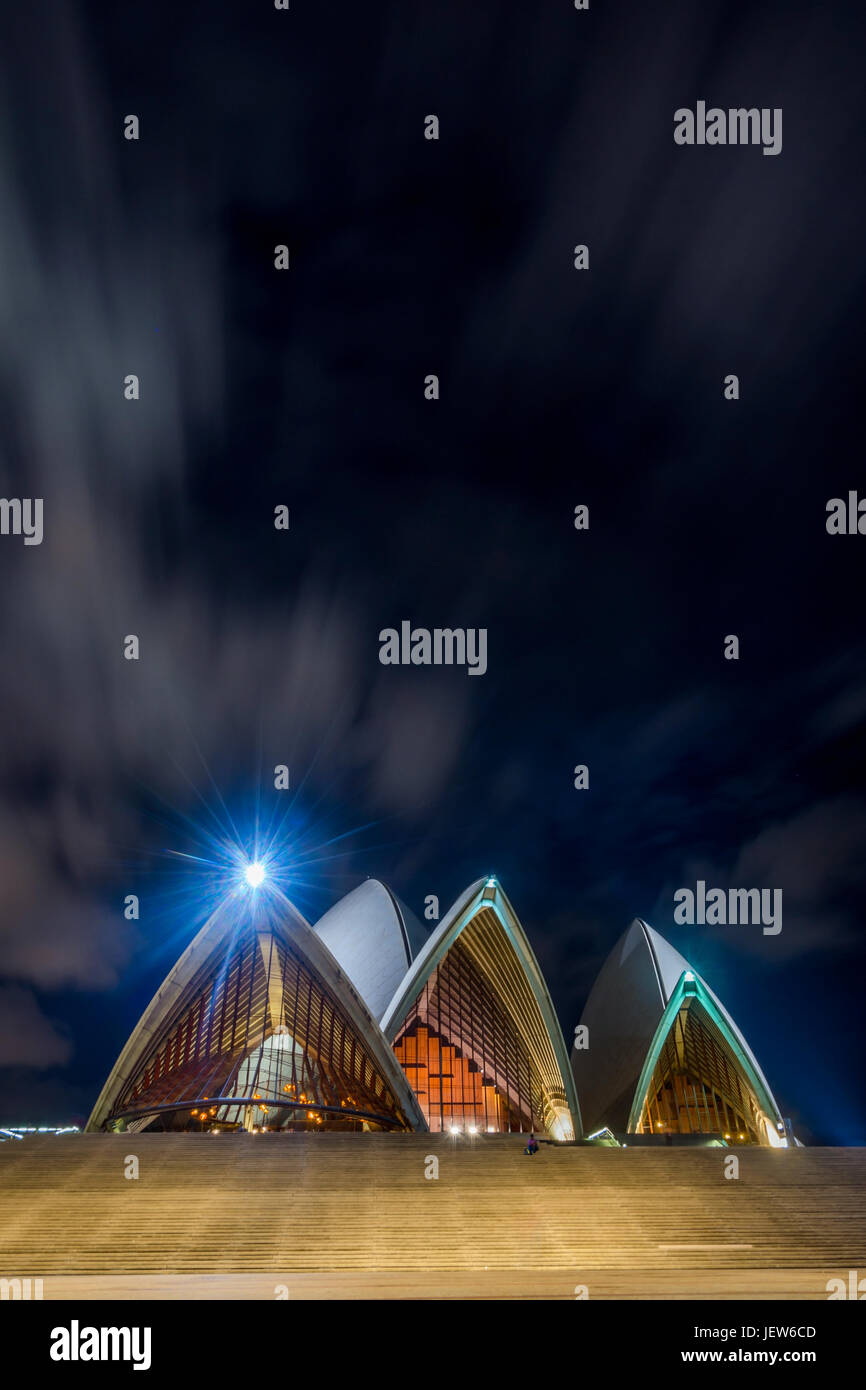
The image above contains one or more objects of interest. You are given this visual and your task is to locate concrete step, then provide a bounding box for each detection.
[1,1135,863,1276]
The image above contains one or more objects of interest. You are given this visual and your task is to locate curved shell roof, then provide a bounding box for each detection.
[86,887,425,1133]
[571,918,782,1136]
[312,879,427,1023]
[379,878,489,1037]
[381,877,582,1141]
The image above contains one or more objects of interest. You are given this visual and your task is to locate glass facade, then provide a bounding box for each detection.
[634,999,764,1143]
[110,927,409,1132]
[392,906,573,1137]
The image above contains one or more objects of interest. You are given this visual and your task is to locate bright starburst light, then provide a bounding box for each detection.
[244,861,266,889]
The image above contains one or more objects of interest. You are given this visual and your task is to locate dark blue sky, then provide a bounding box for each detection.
[0,0,864,1143]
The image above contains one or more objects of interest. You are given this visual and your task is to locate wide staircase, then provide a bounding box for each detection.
[1,1134,864,1297]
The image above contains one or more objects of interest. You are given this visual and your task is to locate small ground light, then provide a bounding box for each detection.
[449,1125,460,1135]
[468,1126,478,1134]
[244,862,266,888]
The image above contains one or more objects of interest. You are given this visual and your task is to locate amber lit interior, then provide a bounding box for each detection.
[392,906,572,1136]
[634,997,765,1143]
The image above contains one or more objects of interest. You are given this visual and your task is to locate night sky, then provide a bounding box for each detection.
[0,0,864,1144]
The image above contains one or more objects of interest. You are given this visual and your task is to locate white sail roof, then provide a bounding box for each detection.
[313,879,427,1023]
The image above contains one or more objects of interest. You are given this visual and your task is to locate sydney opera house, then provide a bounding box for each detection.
[87,874,792,1147]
